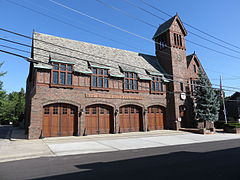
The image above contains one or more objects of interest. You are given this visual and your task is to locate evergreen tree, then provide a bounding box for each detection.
[194,69,220,127]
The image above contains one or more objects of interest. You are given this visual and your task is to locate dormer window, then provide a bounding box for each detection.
[52,62,73,86]
[151,76,163,93]
[124,72,138,91]
[91,67,109,89]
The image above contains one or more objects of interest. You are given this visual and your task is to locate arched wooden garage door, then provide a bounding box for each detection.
[85,104,113,135]
[119,105,143,133]
[147,105,165,130]
[43,103,78,137]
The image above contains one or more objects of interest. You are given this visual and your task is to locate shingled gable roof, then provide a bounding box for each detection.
[186,53,195,67]
[152,14,187,40]
[186,52,200,68]
[32,32,168,81]
[186,52,210,81]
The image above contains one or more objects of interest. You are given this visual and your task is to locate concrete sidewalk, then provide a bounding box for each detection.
[0,129,240,163]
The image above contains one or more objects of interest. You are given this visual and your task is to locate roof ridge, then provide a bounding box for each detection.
[34,32,155,58]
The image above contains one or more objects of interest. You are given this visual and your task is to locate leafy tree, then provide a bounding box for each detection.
[194,69,220,127]
[0,62,25,125]
[0,89,25,125]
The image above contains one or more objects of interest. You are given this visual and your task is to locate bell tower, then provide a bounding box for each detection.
[153,15,189,129]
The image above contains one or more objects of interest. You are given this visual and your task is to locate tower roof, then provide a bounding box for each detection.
[186,52,200,67]
[152,15,187,40]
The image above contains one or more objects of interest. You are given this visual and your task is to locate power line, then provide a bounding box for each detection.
[186,39,240,60]
[0,49,31,61]
[123,0,167,21]
[6,0,240,79]
[0,37,31,48]
[0,44,30,54]
[95,0,156,29]
[141,0,240,50]
[48,0,240,63]
[0,27,30,39]
[105,0,240,56]
[6,0,172,58]
[139,0,172,17]
[48,0,153,43]
[5,0,152,55]
[212,84,240,91]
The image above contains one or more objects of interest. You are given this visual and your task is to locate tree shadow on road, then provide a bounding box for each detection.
[33,146,240,180]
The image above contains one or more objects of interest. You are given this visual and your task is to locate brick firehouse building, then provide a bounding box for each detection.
[25,15,204,139]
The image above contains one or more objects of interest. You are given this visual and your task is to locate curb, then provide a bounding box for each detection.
[0,153,54,163]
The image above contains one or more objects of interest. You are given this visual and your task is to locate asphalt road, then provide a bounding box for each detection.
[0,125,11,139]
[1,138,240,180]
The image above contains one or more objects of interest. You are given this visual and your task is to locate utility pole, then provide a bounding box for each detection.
[220,76,227,123]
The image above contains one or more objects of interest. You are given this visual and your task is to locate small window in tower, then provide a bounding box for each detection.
[179,35,182,47]
[193,65,197,73]
[176,34,180,46]
[174,33,177,46]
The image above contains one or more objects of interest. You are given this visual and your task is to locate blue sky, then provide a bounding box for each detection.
[0,0,240,96]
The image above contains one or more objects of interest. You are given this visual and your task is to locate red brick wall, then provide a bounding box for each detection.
[155,17,202,129]
[27,68,168,139]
